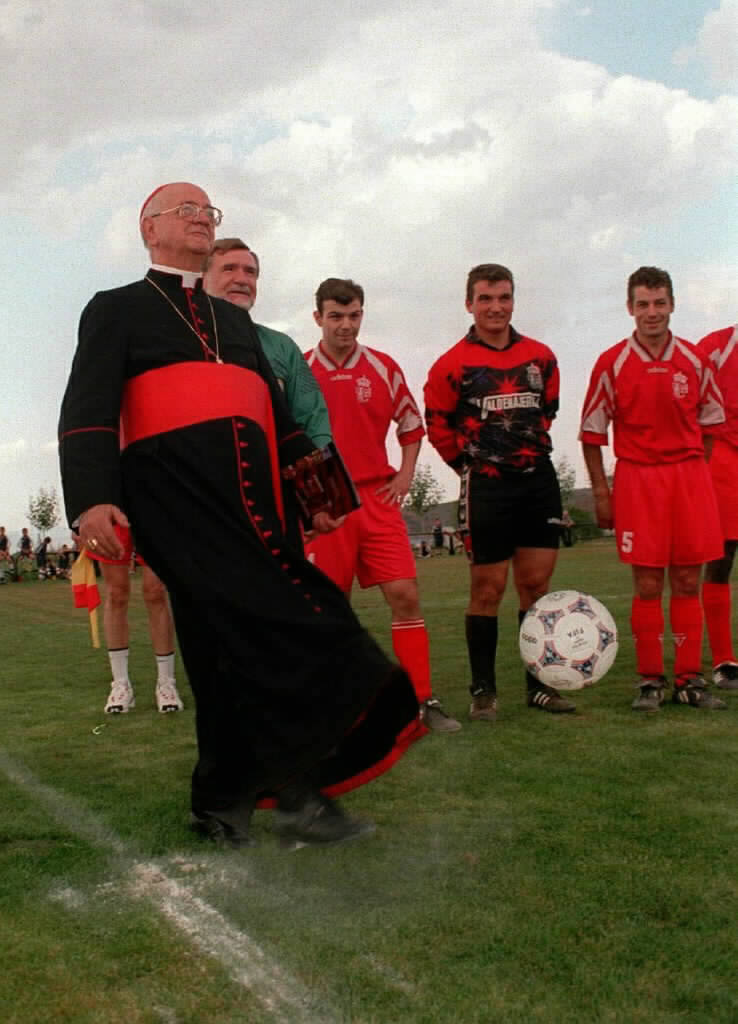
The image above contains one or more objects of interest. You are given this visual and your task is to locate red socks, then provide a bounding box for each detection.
[702,582,736,668]
[670,596,703,677]
[392,619,432,702]
[631,597,664,677]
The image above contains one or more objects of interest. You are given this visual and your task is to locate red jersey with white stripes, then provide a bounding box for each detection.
[423,327,559,477]
[579,332,724,463]
[698,326,738,451]
[305,342,425,484]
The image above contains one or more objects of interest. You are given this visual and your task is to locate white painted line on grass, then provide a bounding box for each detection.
[0,750,335,1024]
[0,749,127,855]
[130,861,331,1023]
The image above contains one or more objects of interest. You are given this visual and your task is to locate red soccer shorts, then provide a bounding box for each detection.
[613,457,724,567]
[708,438,738,542]
[305,480,416,593]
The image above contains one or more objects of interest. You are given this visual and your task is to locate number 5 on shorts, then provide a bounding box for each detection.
[620,530,633,554]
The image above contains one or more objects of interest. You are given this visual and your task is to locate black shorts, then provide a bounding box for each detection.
[459,461,562,565]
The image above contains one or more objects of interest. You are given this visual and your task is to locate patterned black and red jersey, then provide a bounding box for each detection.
[424,327,559,476]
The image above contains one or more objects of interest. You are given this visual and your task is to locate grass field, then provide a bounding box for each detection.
[2,540,738,1023]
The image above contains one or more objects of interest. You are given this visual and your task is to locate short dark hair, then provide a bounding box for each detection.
[315,278,364,313]
[204,237,260,275]
[466,264,514,303]
[627,266,673,304]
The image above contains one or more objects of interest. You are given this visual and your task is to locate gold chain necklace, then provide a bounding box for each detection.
[146,275,223,363]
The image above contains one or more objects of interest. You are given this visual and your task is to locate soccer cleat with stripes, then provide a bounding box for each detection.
[631,676,667,712]
[672,674,727,709]
[527,683,576,713]
[104,680,135,714]
[156,678,184,713]
[712,662,738,691]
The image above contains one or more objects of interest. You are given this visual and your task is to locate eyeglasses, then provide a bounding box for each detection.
[149,202,223,226]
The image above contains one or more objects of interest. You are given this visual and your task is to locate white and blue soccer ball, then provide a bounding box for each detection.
[519,590,618,691]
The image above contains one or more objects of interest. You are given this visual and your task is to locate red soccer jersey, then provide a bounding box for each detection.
[305,342,425,484]
[579,333,725,464]
[698,325,738,450]
[423,328,559,476]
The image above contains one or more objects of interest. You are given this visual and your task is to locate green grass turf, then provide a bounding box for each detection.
[1,543,738,1023]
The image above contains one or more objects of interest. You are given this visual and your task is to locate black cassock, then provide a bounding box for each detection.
[59,269,423,816]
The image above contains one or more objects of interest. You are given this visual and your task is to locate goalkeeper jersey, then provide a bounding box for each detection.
[424,326,559,476]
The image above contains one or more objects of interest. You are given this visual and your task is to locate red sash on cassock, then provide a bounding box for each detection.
[89,362,286,565]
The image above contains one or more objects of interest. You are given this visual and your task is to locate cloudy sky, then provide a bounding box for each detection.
[2,0,736,541]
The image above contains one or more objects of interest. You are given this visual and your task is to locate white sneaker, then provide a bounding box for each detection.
[105,680,135,714]
[156,678,184,713]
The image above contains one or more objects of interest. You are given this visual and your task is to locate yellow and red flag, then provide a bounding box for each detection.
[71,547,101,648]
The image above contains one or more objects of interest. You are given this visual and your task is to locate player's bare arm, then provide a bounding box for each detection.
[375,439,421,504]
[581,443,613,529]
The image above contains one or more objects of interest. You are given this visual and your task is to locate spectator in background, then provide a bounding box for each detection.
[57,545,72,579]
[36,537,53,575]
[0,527,10,563]
[561,509,574,548]
[18,528,32,559]
[0,526,11,583]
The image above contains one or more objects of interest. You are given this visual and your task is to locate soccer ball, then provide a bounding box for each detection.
[519,590,618,691]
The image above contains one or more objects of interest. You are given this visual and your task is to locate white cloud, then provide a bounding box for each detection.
[1,0,735,514]
[683,262,738,321]
[672,1,738,87]
[697,0,738,86]
[0,439,27,461]
[0,438,59,462]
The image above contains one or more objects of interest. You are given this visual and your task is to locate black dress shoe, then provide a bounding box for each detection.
[273,795,375,848]
[190,810,256,848]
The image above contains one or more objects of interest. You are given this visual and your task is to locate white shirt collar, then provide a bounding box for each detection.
[150,264,202,289]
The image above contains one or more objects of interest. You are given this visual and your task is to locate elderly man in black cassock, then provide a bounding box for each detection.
[59,181,424,848]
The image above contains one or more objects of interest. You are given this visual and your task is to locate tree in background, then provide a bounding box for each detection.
[555,455,604,541]
[405,463,445,518]
[555,455,577,510]
[27,486,61,538]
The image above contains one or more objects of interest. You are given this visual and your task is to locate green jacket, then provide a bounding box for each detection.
[255,324,332,448]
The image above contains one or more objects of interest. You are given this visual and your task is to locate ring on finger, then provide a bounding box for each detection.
[88,538,98,549]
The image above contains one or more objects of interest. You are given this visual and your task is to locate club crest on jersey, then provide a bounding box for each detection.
[526,363,543,392]
[356,375,372,403]
[672,372,688,399]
